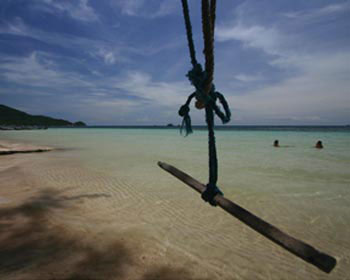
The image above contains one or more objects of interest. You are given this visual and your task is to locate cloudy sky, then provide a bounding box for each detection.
[0,0,349,125]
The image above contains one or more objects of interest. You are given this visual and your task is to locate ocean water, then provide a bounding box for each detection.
[1,127,350,279]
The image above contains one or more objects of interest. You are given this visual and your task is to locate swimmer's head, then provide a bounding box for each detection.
[315,140,323,149]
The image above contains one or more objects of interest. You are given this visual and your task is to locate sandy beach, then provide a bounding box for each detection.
[0,141,217,280]
[1,131,349,280]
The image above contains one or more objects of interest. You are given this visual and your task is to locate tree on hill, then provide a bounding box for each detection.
[74,121,86,127]
[0,104,86,127]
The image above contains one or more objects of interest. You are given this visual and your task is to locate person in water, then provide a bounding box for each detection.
[273,140,279,147]
[315,140,323,149]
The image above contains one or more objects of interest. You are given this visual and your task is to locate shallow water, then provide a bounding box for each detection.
[1,127,350,279]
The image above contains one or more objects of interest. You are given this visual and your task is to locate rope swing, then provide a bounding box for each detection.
[158,0,336,273]
[178,0,231,206]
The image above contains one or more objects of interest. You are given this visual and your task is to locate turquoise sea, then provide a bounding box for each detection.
[1,126,350,279]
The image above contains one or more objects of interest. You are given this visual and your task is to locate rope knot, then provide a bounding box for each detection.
[178,71,231,137]
[178,104,190,117]
[187,63,205,89]
[186,63,208,105]
[201,183,223,206]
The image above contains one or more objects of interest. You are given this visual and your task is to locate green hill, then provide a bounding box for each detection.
[0,104,86,127]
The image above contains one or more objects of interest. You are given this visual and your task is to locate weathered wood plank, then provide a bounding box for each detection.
[158,161,336,273]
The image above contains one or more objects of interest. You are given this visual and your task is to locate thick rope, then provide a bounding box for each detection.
[201,0,214,95]
[201,0,223,205]
[179,0,230,206]
[181,0,197,68]
[210,0,216,36]
[178,92,196,135]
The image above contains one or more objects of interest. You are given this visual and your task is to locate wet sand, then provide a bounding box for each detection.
[0,140,53,155]
[0,145,215,280]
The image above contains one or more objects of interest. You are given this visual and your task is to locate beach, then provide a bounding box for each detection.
[0,142,212,280]
[1,127,349,279]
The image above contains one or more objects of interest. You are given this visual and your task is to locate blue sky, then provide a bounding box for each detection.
[0,0,349,125]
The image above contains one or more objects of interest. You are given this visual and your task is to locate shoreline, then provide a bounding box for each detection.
[0,140,53,155]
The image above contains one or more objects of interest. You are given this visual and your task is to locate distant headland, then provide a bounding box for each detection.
[0,104,86,130]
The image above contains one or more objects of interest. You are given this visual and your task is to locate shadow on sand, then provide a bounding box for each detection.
[0,189,211,280]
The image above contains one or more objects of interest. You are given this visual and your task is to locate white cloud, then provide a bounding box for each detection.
[283,2,350,20]
[0,16,179,67]
[113,0,177,18]
[93,48,119,64]
[216,23,284,57]
[103,52,116,64]
[0,17,28,35]
[72,0,99,21]
[151,0,177,18]
[91,45,140,65]
[0,17,85,46]
[234,74,263,83]
[115,0,144,16]
[216,2,349,61]
[64,70,193,125]
[110,71,191,107]
[226,51,350,124]
[0,52,94,89]
[214,3,350,124]
[0,51,193,124]
[35,0,98,22]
